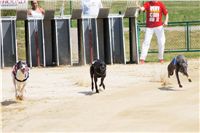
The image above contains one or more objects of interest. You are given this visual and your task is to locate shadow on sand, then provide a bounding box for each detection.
[158,86,183,91]
[1,100,17,106]
[78,91,97,96]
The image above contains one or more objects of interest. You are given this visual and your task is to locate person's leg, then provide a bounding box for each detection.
[155,26,165,61]
[140,28,154,61]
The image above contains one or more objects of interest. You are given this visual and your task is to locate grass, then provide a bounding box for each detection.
[138,27,200,50]
[143,52,200,63]
[16,23,26,61]
[2,1,200,27]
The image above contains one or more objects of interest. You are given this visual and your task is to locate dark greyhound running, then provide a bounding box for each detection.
[168,55,192,88]
[90,59,106,93]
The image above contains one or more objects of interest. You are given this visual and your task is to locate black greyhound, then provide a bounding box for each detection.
[168,55,192,88]
[90,59,106,93]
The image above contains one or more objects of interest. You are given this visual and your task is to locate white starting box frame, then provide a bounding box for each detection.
[0,17,17,68]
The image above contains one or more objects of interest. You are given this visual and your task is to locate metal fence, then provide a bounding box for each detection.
[138,21,200,54]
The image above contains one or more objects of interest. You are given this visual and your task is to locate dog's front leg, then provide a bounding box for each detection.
[184,72,192,82]
[15,86,19,100]
[91,77,94,91]
[99,77,105,90]
[15,84,21,100]
[175,70,182,88]
[19,84,26,100]
[91,74,94,91]
[90,66,94,91]
[94,77,99,93]
[188,76,192,82]
[13,81,18,98]
[12,77,18,99]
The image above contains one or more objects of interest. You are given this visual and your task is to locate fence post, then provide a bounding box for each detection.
[70,0,72,27]
[186,22,190,51]
[137,24,141,54]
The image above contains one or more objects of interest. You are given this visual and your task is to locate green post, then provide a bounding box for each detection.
[137,24,141,54]
[70,0,72,15]
[70,0,72,27]
[186,22,190,52]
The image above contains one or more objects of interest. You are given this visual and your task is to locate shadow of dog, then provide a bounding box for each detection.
[1,100,17,106]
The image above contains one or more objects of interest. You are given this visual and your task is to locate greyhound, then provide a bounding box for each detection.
[90,59,106,93]
[12,61,29,100]
[168,55,192,88]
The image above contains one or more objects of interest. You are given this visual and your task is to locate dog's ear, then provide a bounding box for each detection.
[16,61,22,68]
[17,60,21,65]
[168,63,175,78]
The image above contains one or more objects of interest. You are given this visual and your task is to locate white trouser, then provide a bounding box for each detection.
[140,26,165,60]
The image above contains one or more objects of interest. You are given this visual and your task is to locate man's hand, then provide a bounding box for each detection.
[163,14,169,26]
[163,21,168,26]
[138,6,145,11]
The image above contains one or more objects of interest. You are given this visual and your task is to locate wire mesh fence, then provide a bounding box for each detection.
[138,21,200,52]
[134,21,200,62]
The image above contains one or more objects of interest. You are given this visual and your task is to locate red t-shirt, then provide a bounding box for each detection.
[144,1,168,28]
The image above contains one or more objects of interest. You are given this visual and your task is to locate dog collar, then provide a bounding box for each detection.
[95,71,106,77]
[172,57,177,65]
[15,73,29,82]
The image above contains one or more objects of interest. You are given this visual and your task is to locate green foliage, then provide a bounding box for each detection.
[1,10,16,16]
[144,52,200,62]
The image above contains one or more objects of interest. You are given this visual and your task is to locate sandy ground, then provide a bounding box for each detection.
[0,59,199,132]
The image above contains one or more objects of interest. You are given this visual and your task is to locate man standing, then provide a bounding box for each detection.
[28,0,45,17]
[81,0,103,64]
[82,0,103,17]
[138,0,168,64]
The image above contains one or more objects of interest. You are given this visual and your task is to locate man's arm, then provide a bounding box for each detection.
[39,7,45,15]
[138,6,145,12]
[27,9,32,15]
[163,13,169,26]
[99,0,103,8]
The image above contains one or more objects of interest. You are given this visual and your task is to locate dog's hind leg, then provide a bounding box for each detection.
[99,77,105,90]
[94,77,99,93]
[176,70,182,88]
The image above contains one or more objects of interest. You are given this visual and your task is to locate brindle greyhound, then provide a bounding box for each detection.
[168,55,192,88]
[90,59,106,93]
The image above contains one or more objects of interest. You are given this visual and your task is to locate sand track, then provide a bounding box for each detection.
[1,59,199,132]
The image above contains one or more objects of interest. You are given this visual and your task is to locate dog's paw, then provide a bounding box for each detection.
[19,97,23,101]
[179,84,183,88]
[16,96,19,100]
[16,95,23,100]
[103,85,105,90]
